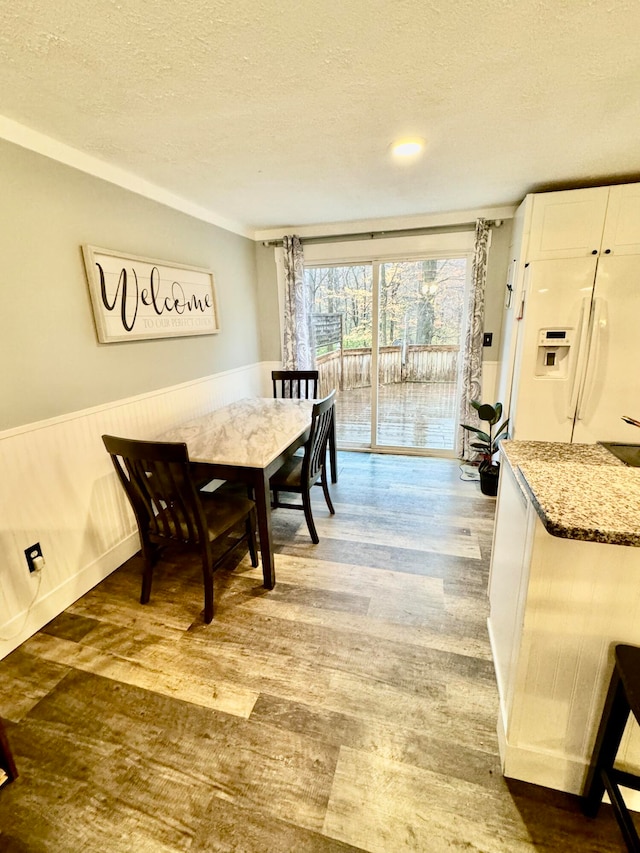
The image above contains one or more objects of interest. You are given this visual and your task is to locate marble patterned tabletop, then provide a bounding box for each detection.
[500,440,640,546]
[158,397,313,468]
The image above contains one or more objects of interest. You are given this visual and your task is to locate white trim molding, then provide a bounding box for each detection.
[0,115,252,238]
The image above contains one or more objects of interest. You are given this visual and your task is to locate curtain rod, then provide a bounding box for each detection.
[261,219,503,248]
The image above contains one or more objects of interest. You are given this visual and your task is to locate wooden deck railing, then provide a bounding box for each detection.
[317,345,459,392]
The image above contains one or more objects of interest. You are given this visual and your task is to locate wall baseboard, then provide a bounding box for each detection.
[497,705,588,795]
[0,534,138,659]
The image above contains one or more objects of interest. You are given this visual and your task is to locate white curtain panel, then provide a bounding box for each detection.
[282,235,314,370]
[457,219,489,458]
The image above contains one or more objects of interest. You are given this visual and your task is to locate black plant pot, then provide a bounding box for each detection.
[479,461,500,496]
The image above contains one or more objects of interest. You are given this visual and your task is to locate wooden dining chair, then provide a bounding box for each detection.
[102,435,258,623]
[272,369,319,400]
[272,368,338,484]
[270,391,336,543]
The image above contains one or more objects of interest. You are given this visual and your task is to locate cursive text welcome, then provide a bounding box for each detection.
[97,263,213,332]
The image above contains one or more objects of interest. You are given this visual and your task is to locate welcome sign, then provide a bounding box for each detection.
[82,245,220,343]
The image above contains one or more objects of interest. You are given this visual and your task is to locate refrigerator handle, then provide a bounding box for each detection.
[576,296,604,421]
[568,297,591,419]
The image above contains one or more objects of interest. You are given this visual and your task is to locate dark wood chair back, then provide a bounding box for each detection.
[272,369,319,400]
[103,434,208,546]
[303,391,336,488]
[270,390,336,543]
[102,434,257,622]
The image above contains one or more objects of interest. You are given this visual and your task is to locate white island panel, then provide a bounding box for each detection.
[489,441,640,800]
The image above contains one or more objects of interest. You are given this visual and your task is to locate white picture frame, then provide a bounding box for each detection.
[82,245,220,343]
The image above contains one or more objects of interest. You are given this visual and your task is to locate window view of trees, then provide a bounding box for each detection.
[305,265,372,349]
[305,258,467,350]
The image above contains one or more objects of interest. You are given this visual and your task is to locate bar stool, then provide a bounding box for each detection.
[582,644,640,851]
[0,716,18,786]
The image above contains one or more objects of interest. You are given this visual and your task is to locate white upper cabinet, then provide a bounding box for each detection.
[525,183,640,262]
[600,183,640,255]
[526,187,610,261]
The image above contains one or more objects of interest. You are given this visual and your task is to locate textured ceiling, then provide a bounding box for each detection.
[1,0,640,233]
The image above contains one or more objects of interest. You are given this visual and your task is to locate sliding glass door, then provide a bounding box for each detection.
[305,253,469,454]
[306,264,373,445]
[375,257,467,449]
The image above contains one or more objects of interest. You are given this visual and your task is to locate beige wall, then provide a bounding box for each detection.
[0,139,261,430]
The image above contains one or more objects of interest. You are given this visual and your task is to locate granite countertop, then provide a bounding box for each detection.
[500,440,640,547]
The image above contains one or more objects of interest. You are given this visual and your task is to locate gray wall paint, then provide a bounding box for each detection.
[254,241,282,362]
[1,140,261,430]
[483,220,513,362]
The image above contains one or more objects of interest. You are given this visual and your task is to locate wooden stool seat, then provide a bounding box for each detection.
[583,644,640,850]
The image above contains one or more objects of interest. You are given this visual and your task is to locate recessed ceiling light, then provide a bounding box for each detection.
[391,138,425,158]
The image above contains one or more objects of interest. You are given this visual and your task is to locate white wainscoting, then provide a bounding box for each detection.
[0,361,280,660]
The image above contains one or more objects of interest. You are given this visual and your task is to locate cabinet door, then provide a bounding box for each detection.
[526,187,610,261]
[488,462,535,725]
[600,183,640,255]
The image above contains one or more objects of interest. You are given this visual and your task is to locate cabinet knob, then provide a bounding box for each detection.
[604,249,611,254]
[591,249,598,255]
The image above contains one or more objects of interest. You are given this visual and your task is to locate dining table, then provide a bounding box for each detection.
[157,397,314,589]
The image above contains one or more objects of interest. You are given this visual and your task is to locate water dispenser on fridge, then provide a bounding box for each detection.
[535,329,573,378]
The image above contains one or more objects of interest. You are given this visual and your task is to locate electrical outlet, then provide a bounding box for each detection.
[25,542,43,573]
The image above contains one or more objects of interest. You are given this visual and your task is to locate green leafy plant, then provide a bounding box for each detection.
[460,401,509,465]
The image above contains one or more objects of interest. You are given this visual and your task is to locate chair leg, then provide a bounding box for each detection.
[247,510,258,567]
[302,488,319,544]
[139,536,156,605]
[321,465,335,515]
[583,668,629,817]
[602,770,640,852]
[202,553,214,624]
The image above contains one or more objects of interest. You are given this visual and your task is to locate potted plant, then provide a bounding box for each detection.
[460,401,509,496]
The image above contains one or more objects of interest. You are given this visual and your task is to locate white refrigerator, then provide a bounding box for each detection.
[508,251,640,444]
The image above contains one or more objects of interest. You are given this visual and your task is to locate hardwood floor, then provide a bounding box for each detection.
[0,452,626,851]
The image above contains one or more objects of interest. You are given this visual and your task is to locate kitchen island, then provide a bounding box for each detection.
[489,440,640,798]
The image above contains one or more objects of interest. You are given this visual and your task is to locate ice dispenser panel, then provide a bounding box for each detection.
[535,328,573,378]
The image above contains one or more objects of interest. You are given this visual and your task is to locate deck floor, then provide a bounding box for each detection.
[333,381,457,450]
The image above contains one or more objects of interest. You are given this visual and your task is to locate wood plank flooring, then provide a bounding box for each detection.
[0,452,626,851]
